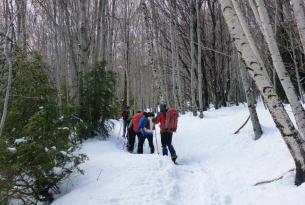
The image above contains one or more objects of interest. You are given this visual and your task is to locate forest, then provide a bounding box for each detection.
[1,0,305,204]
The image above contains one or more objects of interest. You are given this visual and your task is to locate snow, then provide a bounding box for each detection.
[7,147,16,153]
[51,103,305,205]
[53,167,63,175]
[14,137,28,144]
[58,127,70,130]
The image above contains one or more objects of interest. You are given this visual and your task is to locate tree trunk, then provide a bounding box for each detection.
[289,30,304,103]
[220,0,305,185]
[248,0,277,92]
[149,0,164,103]
[231,0,267,76]
[196,0,203,118]
[62,1,79,104]
[169,0,178,108]
[107,0,116,70]
[124,0,131,106]
[0,18,14,137]
[52,0,62,110]
[79,0,90,89]
[141,0,159,107]
[94,0,106,64]
[239,60,263,140]
[190,0,197,116]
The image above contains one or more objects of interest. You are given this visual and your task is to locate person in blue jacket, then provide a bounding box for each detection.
[137,112,155,154]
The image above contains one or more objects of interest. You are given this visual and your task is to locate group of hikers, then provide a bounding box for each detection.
[121,103,179,163]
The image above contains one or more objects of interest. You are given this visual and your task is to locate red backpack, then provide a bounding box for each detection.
[165,108,179,132]
[132,113,143,132]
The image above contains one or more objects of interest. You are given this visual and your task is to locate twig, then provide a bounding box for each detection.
[254,168,295,186]
[96,169,103,181]
[233,115,250,134]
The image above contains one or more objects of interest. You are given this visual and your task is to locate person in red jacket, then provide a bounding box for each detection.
[153,104,177,163]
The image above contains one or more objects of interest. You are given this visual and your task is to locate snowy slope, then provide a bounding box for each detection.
[52,103,305,205]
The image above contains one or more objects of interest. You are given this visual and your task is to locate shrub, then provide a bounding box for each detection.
[0,52,86,204]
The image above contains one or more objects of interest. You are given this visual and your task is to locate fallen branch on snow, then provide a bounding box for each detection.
[233,115,250,134]
[254,168,295,186]
[96,169,103,181]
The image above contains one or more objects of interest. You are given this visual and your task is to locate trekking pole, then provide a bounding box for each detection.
[154,126,159,154]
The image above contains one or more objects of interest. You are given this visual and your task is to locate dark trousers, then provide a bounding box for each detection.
[127,130,136,152]
[122,120,128,138]
[161,132,177,158]
[137,133,155,154]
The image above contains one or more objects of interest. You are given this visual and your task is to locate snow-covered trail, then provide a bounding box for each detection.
[52,104,305,205]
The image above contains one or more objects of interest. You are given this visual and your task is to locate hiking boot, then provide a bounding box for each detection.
[171,155,177,163]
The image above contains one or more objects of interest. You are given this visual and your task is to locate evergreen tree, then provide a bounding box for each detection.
[0,52,86,204]
[79,62,119,138]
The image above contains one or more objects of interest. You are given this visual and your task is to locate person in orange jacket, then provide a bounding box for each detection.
[153,104,177,163]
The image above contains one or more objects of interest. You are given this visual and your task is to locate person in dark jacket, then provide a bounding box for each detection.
[137,112,155,154]
[126,120,136,153]
[121,106,130,138]
[153,104,177,163]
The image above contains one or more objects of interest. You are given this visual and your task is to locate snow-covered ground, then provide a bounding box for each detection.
[52,103,305,205]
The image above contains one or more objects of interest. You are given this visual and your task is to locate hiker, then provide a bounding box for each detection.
[121,106,130,138]
[153,104,178,163]
[126,120,136,153]
[127,111,142,153]
[137,112,155,154]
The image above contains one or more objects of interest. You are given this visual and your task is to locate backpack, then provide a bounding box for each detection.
[165,108,179,132]
[132,113,143,132]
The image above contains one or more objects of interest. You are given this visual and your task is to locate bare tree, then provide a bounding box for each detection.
[0,9,15,137]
